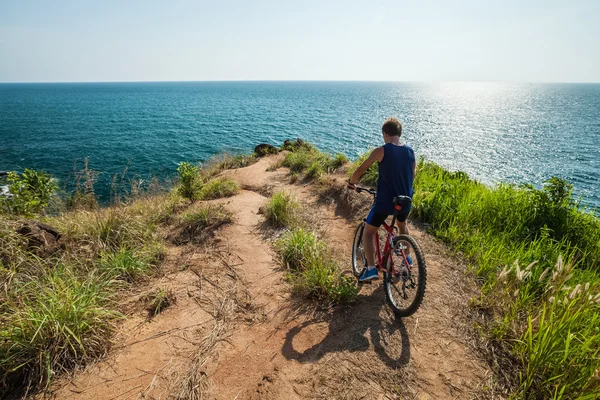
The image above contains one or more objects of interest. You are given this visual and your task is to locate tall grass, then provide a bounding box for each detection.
[99,246,152,282]
[0,266,120,394]
[261,190,299,227]
[277,228,357,303]
[198,177,240,200]
[412,159,600,399]
[200,152,257,179]
[282,141,348,177]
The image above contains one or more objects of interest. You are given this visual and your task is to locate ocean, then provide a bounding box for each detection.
[1,81,599,208]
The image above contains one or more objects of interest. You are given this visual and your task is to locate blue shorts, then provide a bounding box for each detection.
[365,204,411,227]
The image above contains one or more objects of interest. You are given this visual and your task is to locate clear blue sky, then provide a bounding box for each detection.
[1,0,599,82]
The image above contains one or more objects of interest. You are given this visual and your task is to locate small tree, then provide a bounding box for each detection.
[0,169,58,215]
[177,162,202,201]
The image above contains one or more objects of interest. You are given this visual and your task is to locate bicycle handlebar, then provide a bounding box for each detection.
[354,186,376,196]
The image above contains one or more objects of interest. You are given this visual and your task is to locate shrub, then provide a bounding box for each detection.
[177,162,202,201]
[297,258,357,303]
[262,191,299,227]
[0,169,58,216]
[198,177,240,200]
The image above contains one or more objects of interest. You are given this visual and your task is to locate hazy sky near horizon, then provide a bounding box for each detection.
[1,0,599,83]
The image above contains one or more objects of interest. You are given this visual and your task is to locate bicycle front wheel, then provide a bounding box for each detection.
[384,234,426,318]
[351,222,366,277]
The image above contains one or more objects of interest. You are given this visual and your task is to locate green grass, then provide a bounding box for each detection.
[0,266,120,393]
[277,227,357,303]
[201,153,257,179]
[347,150,378,186]
[198,177,240,200]
[282,141,348,178]
[99,247,152,282]
[412,159,600,399]
[261,190,299,228]
[180,204,232,229]
[277,227,324,270]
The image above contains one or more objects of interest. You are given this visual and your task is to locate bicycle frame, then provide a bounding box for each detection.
[357,186,412,275]
[372,220,395,271]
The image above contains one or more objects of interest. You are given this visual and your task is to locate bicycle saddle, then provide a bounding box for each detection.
[393,195,412,208]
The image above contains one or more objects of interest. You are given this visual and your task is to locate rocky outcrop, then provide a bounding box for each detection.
[254,143,279,157]
[16,221,62,257]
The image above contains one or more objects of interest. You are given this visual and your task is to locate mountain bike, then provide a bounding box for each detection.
[351,186,426,317]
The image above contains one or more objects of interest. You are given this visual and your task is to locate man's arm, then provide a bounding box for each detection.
[348,147,384,187]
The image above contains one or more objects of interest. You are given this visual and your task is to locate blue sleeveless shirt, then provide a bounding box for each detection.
[374,143,415,215]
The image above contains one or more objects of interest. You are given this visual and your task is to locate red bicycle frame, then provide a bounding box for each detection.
[370,205,412,274]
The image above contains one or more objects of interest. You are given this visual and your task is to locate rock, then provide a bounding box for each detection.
[281,138,304,151]
[254,143,279,157]
[16,221,62,257]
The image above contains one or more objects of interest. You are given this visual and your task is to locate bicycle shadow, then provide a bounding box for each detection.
[280,285,411,370]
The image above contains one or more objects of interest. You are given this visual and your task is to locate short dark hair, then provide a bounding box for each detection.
[382,118,402,137]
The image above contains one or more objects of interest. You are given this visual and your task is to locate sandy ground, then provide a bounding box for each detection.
[45,155,497,400]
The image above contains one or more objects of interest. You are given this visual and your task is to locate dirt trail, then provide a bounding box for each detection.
[48,156,494,400]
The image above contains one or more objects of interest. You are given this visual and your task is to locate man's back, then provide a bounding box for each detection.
[375,143,415,215]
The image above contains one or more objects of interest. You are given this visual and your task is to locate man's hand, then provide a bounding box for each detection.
[347,180,357,191]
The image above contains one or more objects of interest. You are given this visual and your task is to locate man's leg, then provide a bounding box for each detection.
[363,223,379,268]
[396,220,409,235]
[395,219,412,265]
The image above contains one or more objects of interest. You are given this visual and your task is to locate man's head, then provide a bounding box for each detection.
[382,118,402,137]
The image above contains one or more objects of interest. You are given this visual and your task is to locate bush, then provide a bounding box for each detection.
[177,162,202,201]
[0,169,58,216]
[262,191,299,228]
[198,177,240,200]
[283,151,314,173]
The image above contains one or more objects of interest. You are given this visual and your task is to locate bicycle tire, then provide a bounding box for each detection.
[351,222,365,277]
[384,234,426,318]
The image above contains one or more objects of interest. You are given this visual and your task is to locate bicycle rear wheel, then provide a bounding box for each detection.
[384,234,426,318]
[351,223,366,277]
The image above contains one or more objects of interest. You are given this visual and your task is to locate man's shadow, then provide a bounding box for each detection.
[281,285,410,370]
